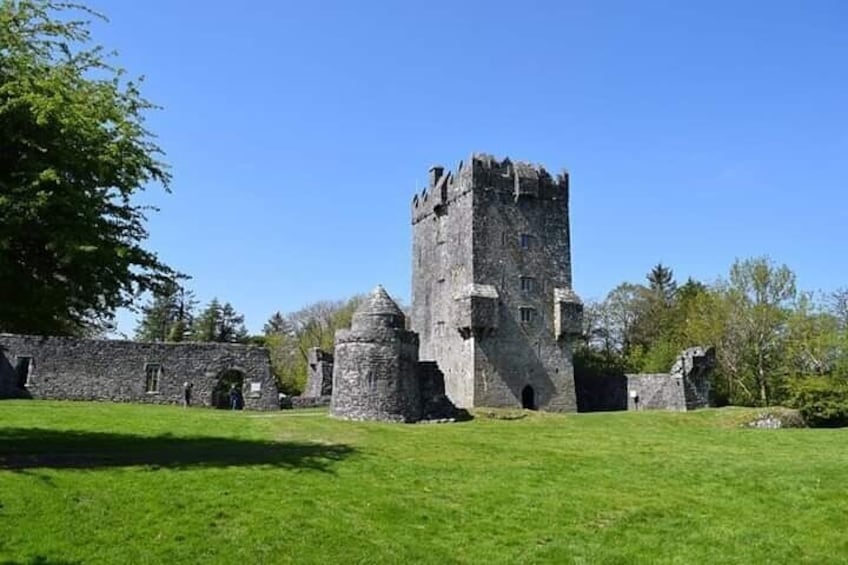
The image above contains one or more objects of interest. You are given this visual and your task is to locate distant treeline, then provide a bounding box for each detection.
[577,257,848,424]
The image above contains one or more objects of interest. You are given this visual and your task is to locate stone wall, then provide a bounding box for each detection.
[330,286,465,423]
[304,347,333,397]
[576,347,715,412]
[626,373,687,411]
[284,395,331,409]
[331,327,422,423]
[0,334,279,410]
[625,347,715,411]
[411,154,581,411]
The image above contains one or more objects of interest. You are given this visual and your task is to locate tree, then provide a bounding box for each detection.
[191,299,248,343]
[602,282,646,359]
[647,263,677,304]
[726,257,797,405]
[784,293,842,378]
[134,282,196,342]
[263,295,364,394]
[828,287,848,330]
[0,0,175,335]
[627,263,679,368]
[263,311,292,336]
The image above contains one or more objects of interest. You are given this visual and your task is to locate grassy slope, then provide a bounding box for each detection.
[0,401,846,564]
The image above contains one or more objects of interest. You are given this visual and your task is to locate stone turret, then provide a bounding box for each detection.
[330,286,422,422]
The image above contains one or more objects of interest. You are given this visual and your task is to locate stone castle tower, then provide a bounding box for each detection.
[411,154,583,411]
[331,285,422,422]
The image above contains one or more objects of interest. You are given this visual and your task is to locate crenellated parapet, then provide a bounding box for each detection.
[411,151,579,412]
[412,153,570,224]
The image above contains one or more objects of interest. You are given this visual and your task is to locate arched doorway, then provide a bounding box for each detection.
[521,385,536,410]
[212,369,245,409]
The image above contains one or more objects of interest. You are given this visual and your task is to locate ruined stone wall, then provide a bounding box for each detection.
[412,154,579,411]
[673,346,713,410]
[330,328,421,422]
[626,373,687,411]
[0,334,279,410]
[304,348,334,397]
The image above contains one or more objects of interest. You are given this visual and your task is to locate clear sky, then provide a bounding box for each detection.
[88,1,848,336]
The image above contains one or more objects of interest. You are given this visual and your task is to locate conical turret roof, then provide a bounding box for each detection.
[352,285,405,330]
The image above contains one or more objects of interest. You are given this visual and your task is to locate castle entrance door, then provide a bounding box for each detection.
[212,369,245,409]
[521,385,536,410]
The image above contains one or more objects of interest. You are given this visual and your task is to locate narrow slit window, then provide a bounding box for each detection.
[145,363,162,393]
[520,234,534,249]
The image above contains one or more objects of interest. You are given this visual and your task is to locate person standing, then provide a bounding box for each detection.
[183,381,193,407]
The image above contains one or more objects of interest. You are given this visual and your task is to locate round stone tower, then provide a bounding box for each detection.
[330,285,422,422]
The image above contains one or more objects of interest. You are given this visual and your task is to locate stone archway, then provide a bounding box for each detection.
[521,385,536,410]
[212,368,245,409]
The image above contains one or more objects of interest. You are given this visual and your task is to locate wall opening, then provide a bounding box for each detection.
[521,385,536,410]
[144,363,161,393]
[15,356,32,388]
[213,369,245,409]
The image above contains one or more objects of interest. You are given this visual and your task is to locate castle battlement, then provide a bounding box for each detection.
[411,152,580,413]
[412,153,569,224]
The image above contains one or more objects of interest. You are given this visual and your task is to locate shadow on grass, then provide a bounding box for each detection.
[1,557,83,565]
[0,428,355,472]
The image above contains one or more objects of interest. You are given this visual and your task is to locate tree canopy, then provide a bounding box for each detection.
[0,0,175,334]
[577,256,848,409]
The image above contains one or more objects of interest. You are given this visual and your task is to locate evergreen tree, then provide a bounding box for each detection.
[192,299,248,343]
[134,283,196,342]
[647,263,677,304]
[263,311,293,336]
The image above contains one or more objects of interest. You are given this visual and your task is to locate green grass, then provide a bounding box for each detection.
[1,402,846,564]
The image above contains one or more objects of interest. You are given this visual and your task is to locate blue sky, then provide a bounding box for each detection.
[88,1,847,335]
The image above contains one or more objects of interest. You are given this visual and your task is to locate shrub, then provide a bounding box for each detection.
[788,377,848,428]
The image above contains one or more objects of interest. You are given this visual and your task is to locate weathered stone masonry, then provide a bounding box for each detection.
[331,286,423,422]
[0,334,279,410]
[626,346,714,411]
[411,154,583,412]
[330,286,464,423]
[574,346,715,412]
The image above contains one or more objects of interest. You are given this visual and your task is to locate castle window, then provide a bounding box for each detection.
[520,276,537,292]
[145,363,162,393]
[15,356,32,388]
[520,307,536,323]
[520,234,535,249]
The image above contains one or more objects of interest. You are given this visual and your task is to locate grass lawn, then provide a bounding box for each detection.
[0,401,846,564]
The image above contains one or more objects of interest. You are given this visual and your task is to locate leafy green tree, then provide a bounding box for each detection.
[727,257,796,405]
[134,282,196,342]
[602,282,647,360]
[263,295,364,394]
[828,287,848,330]
[0,0,176,334]
[785,293,848,380]
[191,299,248,343]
